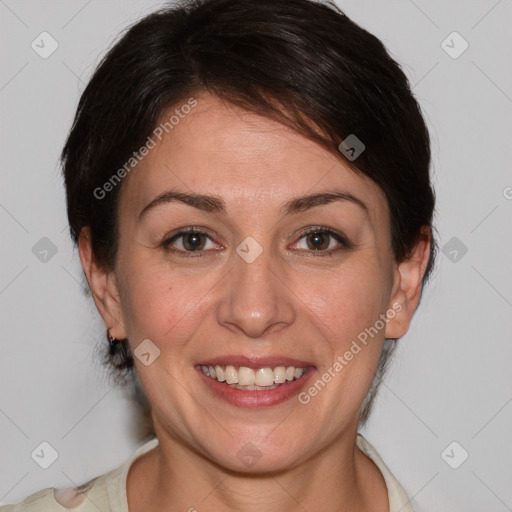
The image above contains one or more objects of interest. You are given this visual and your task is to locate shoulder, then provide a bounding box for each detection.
[356,433,415,512]
[0,436,159,512]
[0,474,110,512]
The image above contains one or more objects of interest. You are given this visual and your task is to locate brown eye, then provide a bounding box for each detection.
[305,232,331,251]
[181,232,207,251]
[163,229,218,253]
[293,227,351,254]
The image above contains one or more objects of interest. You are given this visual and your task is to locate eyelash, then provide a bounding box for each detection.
[161,226,351,257]
[291,227,351,255]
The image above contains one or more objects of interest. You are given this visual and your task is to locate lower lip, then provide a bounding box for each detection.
[195,366,316,408]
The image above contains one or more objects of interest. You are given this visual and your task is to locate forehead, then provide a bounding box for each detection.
[120,94,387,220]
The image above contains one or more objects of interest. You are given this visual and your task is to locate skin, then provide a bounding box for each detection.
[79,93,431,511]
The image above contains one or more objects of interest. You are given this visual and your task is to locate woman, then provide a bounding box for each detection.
[0,0,435,510]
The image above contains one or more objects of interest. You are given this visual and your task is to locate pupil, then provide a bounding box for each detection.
[185,233,204,250]
[308,233,328,250]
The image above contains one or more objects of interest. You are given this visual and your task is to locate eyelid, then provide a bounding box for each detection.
[290,226,352,252]
[161,226,352,255]
[161,227,223,254]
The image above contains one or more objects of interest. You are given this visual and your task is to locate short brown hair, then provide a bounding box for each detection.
[61,0,436,424]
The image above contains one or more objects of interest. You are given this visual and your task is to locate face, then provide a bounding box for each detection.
[82,93,427,473]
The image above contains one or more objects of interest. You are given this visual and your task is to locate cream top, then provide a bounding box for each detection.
[0,434,414,511]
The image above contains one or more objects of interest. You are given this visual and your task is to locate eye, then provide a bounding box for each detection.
[292,227,350,254]
[162,228,220,253]
[161,226,350,256]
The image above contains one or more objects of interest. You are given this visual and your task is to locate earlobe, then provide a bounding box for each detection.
[78,227,127,340]
[385,229,432,340]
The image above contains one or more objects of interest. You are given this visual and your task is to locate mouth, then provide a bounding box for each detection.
[195,357,316,407]
[199,364,308,390]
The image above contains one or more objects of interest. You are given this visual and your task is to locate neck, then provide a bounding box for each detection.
[127,424,388,512]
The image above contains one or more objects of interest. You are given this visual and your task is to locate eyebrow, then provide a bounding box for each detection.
[138,189,368,221]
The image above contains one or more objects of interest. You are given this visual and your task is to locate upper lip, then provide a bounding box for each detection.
[197,355,315,369]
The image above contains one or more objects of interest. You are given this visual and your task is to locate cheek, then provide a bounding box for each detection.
[117,256,219,347]
[117,242,393,360]
[299,261,390,349]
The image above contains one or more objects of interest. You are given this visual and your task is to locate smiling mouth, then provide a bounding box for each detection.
[199,364,308,390]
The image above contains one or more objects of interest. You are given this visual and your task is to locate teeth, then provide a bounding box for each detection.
[229,383,279,391]
[225,365,238,384]
[274,366,286,383]
[215,365,225,382]
[200,364,307,387]
[238,367,255,386]
[255,368,274,386]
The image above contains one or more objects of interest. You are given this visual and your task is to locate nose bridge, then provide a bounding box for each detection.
[216,239,295,337]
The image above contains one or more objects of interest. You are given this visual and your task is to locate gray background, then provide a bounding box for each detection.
[1,0,511,510]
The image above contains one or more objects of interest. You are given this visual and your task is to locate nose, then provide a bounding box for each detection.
[216,245,296,339]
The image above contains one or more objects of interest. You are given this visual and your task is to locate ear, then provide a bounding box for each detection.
[385,227,432,339]
[78,227,127,340]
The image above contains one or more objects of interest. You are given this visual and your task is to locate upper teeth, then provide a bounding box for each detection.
[201,365,307,386]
